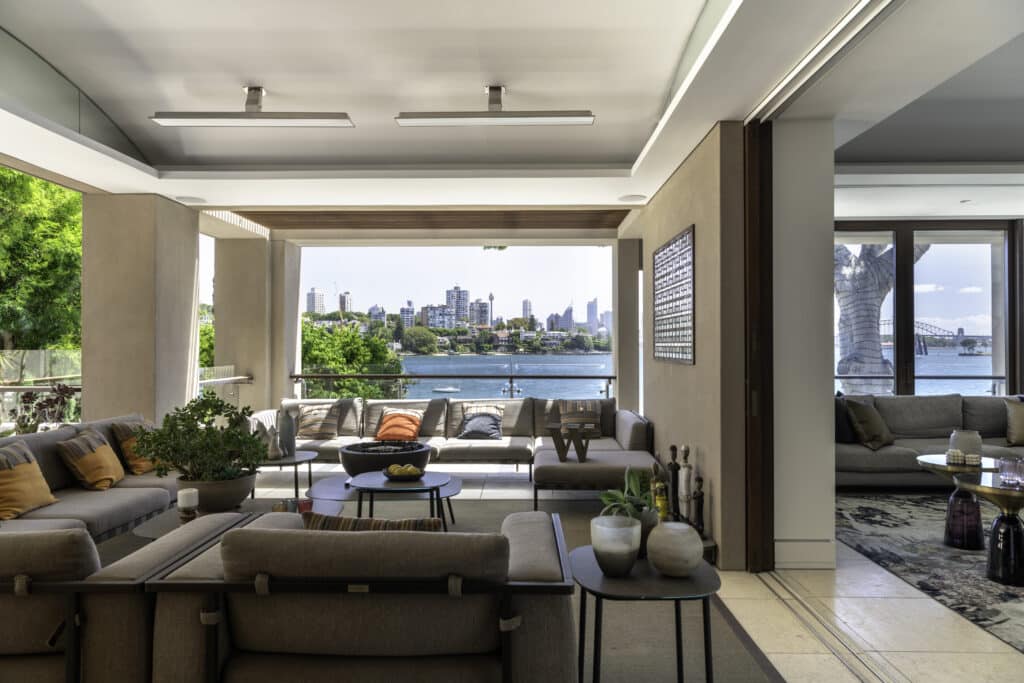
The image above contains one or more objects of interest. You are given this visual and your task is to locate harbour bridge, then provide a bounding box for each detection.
[878,320,992,355]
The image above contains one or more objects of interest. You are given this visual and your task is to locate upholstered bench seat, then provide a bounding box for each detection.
[437,436,534,463]
[114,471,180,495]
[20,487,171,540]
[533,449,659,490]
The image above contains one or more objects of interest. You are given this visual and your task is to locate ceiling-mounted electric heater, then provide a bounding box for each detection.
[150,86,354,127]
[395,85,595,127]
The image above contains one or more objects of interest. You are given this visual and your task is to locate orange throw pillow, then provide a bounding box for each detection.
[375,409,423,441]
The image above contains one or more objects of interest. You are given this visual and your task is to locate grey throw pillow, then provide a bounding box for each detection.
[458,412,503,440]
[845,400,894,451]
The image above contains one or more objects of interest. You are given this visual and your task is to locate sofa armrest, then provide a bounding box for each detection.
[615,410,651,451]
[502,511,567,583]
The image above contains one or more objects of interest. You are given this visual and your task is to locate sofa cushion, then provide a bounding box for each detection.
[457,411,503,440]
[533,449,658,489]
[0,426,78,491]
[114,470,179,495]
[963,396,1010,438]
[295,435,362,460]
[501,511,562,582]
[1007,399,1024,445]
[375,408,423,441]
[301,512,441,532]
[534,398,615,438]
[534,437,626,454]
[982,437,1024,459]
[20,487,170,539]
[0,442,58,520]
[448,399,533,438]
[846,400,895,450]
[558,399,603,438]
[110,421,156,474]
[890,438,952,457]
[74,413,146,461]
[0,527,99,580]
[874,394,962,438]
[835,442,921,473]
[0,517,86,533]
[56,429,125,490]
[296,404,340,440]
[364,399,447,437]
[437,436,534,463]
[835,397,858,444]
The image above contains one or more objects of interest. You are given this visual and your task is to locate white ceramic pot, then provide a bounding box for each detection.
[591,516,641,577]
[647,521,703,577]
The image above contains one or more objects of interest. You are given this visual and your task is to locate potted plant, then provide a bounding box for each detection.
[599,466,661,558]
[134,392,266,513]
[4,384,79,436]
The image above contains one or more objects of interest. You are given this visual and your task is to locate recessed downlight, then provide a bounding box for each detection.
[618,194,647,203]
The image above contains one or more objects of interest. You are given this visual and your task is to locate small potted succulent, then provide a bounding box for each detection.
[134,392,266,512]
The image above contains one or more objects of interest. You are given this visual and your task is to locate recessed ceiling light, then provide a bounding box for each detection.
[395,85,595,127]
[151,86,354,127]
[618,194,647,203]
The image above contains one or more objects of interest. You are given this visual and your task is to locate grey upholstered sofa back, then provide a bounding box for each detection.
[363,398,448,437]
[872,394,963,438]
[447,398,534,437]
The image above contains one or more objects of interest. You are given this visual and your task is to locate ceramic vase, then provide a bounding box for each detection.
[647,521,703,577]
[591,516,641,577]
[638,508,660,558]
[949,429,984,456]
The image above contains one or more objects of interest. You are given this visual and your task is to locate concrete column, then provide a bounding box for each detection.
[270,240,302,403]
[613,238,641,411]
[214,239,273,410]
[772,119,836,568]
[81,194,199,421]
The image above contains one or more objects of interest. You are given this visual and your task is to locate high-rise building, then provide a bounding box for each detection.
[586,298,599,333]
[368,305,386,323]
[306,287,325,314]
[601,310,613,332]
[522,299,532,320]
[399,300,416,328]
[339,291,353,313]
[488,293,494,327]
[419,304,455,329]
[446,285,470,321]
[469,299,490,326]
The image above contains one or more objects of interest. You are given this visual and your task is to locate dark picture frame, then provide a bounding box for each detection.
[652,225,695,364]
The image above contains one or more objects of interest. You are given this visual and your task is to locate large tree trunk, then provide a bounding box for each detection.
[834,243,930,395]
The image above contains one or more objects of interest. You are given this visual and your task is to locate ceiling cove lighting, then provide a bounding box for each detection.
[150,86,354,127]
[395,86,594,127]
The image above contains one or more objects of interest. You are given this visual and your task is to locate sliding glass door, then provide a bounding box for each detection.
[834,222,1018,396]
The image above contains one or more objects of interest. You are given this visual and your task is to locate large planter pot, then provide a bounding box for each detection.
[647,521,704,577]
[340,441,431,476]
[178,474,257,513]
[591,516,641,577]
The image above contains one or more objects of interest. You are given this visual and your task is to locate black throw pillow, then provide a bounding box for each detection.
[835,396,858,444]
[845,399,894,451]
[457,413,503,440]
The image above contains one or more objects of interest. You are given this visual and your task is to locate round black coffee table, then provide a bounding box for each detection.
[340,440,431,476]
[570,545,720,683]
[916,454,998,550]
[352,471,451,531]
[308,473,460,530]
[954,472,1024,586]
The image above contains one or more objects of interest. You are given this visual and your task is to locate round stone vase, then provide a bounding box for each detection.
[949,429,984,456]
[647,521,704,577]
[591,516,641,577]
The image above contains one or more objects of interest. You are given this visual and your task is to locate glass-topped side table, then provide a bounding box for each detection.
[569,545,720,683]
[916,454,998,550]
[954,472,1024,586]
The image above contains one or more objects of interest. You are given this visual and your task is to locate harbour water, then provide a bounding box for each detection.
[835,346,1004,395]
[401,353,613,399]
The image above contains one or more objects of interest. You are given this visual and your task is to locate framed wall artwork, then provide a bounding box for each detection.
[652,225,695,364]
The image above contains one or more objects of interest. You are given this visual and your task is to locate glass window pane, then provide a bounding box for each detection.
[912,230,1007,396]
[834,232,895,395]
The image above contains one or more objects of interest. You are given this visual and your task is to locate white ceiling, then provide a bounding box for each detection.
[0,0,703,168]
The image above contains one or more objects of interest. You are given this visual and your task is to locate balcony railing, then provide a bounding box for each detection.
[292,373,616,400]
[835,374,1007,395]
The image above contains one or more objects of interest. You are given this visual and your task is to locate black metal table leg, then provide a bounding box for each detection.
[437,490,448,531]
[369,492,374,518]
[293,465,299,499]
[592,596,603,683]
[675,600,683,682]
[307,462,313,489]
[702,597,713,683]
[357,491,363,518]
[578,589,586,683]
[446,496,456,525]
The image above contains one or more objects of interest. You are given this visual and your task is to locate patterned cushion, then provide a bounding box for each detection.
[110,421,156,474]
[375,408,424,441]
[301,512,441,532]
[558,399,603,438]
[296,403,340,440]
[56,429,126,490]
[0,441,58,520]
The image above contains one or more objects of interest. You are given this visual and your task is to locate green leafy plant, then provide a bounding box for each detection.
[600,466,656,518]
[133,391,266,482]
[8,383,79,435]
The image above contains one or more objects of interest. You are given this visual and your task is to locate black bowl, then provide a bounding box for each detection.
[340,440,431,476]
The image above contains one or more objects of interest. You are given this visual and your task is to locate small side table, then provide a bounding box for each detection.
[570,546,720,683]
[916,454,997,550]
[252,450,317,500]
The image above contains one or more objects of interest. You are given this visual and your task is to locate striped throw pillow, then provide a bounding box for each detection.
[375,408,424,441]
[558,399,603,438]
[56,429,126,490]
[110,421,156,474]
[301,512,442,532]
[296,403,341,440]
[0,441,57,520]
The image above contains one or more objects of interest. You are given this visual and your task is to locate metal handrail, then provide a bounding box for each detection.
[0,385,82,393]
[292,372,617,399]
[198,375,253,387]
[836,374,1006,380]
[0,374,81,386]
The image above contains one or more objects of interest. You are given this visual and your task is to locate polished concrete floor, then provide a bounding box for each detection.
[254,463,1024,682]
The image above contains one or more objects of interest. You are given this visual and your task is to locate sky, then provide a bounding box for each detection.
[199,239,613,322]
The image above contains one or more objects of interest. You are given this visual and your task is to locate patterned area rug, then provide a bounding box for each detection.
[836,493,1024,653]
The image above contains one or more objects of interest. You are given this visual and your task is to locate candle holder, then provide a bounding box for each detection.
[178,505,198,524]
[177,487,200,524]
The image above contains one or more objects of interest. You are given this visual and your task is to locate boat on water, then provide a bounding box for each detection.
[432,386,461,393]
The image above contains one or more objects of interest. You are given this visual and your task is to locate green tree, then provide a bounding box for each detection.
[392,316,405,343]
[403,327,438,355]
[0,168,82,349]
[198,323,215,367]
[564,334,594,352]
[301,320,402,398]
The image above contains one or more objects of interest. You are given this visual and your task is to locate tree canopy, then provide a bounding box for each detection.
[0,168,82,349]
[402,326,438,354]
[301,319,402,398]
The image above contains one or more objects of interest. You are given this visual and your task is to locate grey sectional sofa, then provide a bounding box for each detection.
[0,414,176,539]
[836,394,1024,487]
